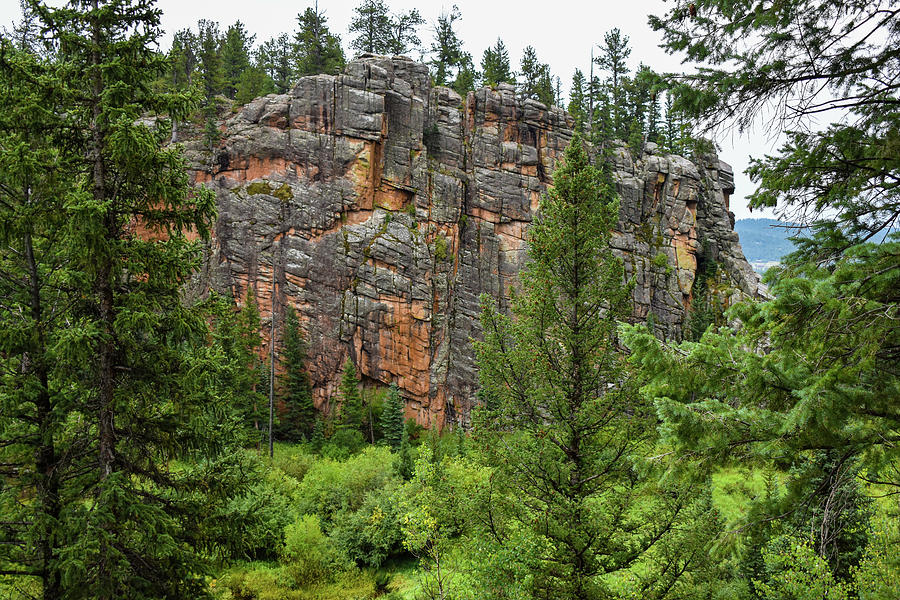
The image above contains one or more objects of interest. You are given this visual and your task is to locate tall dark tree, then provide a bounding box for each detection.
[338,358,364,432]
[428,4,465,88]
[518,45,554,106]
[0,36,74,600]
[622,1,900,590]
[294,3,345,76]
[258,32,295,94]
[278,305,315,440]
[568,68,588,133]
[387,8,424,55]
[167,28,198,142]
[380,383,405,450]
[348,0,392,55]
[595,28,631,138]
[220,20,255,99]
[481,37,514,87]
[0,1,248,597]
[196,19,223,100]
[474,136,720,599]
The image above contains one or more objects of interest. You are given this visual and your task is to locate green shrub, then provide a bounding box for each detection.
[433,233,449,262]
[296,446,400,527]
[214,454,300,560]
[331,482,403,568]
[270,443,317,481]
[282,514,351,586]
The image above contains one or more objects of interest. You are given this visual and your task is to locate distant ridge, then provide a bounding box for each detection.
[734,218,805,272]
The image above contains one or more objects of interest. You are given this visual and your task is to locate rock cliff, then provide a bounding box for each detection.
[188,55,763,426]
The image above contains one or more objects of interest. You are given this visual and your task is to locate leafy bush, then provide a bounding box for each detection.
[282,515,351,586]
[331,482,403,568]
[211,453,300,560]
[296,446,400,527]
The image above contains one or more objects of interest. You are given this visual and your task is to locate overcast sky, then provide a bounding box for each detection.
[1,0,781,220]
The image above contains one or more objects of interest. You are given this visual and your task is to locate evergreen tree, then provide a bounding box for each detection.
[294,3,345,77]
[0,2,247,597]
[235,287,265,439]
[629,1,900,517]
[451,52,477,96]
[258,32,295,94]
[380,383,405,450]
[518,45,554,106]
[387,8,424,55]
[278,305,315,440]
[595,28,631,138]
[348,0,392,55]
[196,19,223,150]
[0,37,74,600]
[568,69,588,133]
[428,4,465,88]
[481,37,513,87]
[167,28,198,142]
[234,63,275,105]
[338,358,364,431]
[220,20,255,100]
[196,19,223,100]
[474,136,720,599]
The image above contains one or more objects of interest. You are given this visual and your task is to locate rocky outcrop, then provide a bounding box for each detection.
[188,55,763,426]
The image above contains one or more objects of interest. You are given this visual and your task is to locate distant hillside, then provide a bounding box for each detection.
[734,218,804,272]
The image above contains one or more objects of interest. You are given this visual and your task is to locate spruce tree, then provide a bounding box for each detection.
[481,38,514,87]
[0,36,74,600]
[220,20,255,100]
[474,135,720,599]
[595,28,631,138]
[380,383,405,450]
[258,32,295,94]
[348,0,392,55]
[568,69,588,133]
[519,45,554,106]
[294,3,345,76]
[387,8,424,55]
[338,358,364,432]
[279,305,315,440]
[428,4,465,88]
[1,1,247,597]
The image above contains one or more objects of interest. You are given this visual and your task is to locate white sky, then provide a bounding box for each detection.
[1,0,781,220]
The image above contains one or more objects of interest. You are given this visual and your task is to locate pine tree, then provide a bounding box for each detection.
[428,4,465,88]
[595,28,631,138]
[474,135,719,599]
[167,28,198,142]
[380,383,405,450]
[294,3,345,77]
[235,287,266,439]
[0,1,248,597]
[258,32,295,94]
[387,8,424,55]
[568,69,588,134]
[518,45,554,106]
[451,52,477,97]
[348,0,393,55]
[338,358,364,431]
[220,20,255,99]
[481,38,514,87]
[0,36,74,600]
[234,62,275,105]
[196,19,223,101]
[279,305,315,440]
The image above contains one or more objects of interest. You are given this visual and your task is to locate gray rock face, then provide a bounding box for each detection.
[188,56,763,426]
